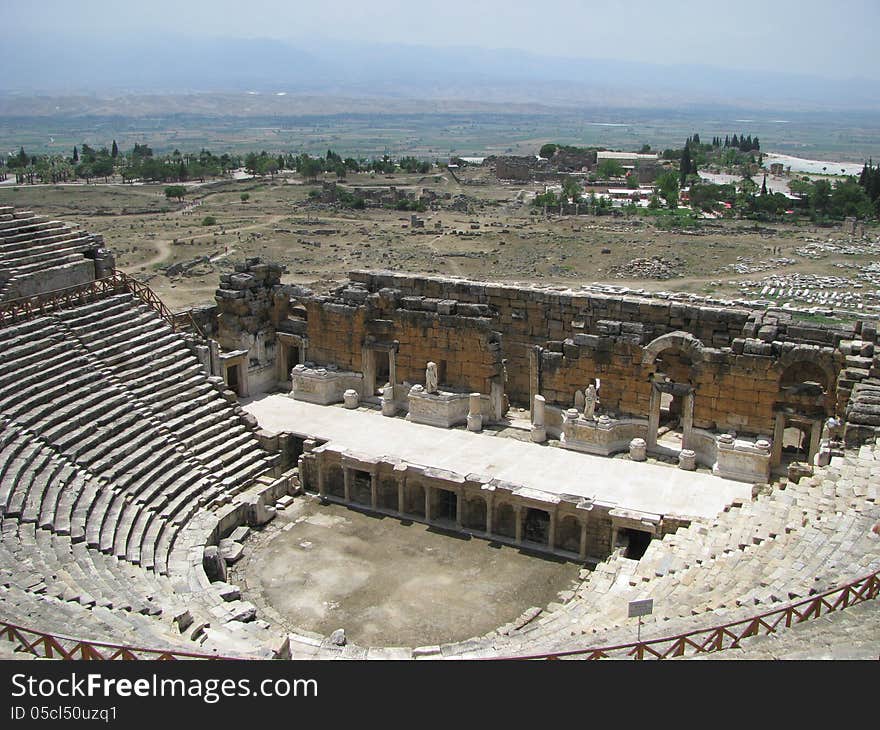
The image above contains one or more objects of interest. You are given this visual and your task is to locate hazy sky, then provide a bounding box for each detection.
[7,0,879,80]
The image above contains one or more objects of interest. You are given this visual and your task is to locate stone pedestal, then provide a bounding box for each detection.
[380,385,396,416]
[343,389,359,409]
[629,437,647,461]
[678,449,696,471]
[291,364,363,405]
[467,393,483,432]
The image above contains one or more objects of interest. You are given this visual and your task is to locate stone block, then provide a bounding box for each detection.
[203,546,227,582]
[219,538,245,564]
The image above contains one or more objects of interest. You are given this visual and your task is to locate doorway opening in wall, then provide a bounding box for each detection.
[226,364,240,396]
[617,528,652,560]
[435,489,458,523]
[287,346,300,376]
[657,391,683,450]
[781,425,809,466]
[461,497,487,531]
[375,352,390,390]
[351,470,372,506]
[523,508,550,546]
[494,503,516,539]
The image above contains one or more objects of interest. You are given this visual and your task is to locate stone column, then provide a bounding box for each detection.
[771,412,786,467]
[579,521,588,560]
[485,495,494,536]
[647,386,661,450]
[397,477,406,515]
[317,458,326,498]
[370,471,378,510]
[456,491,463,528]
[531,395,547,443]
[808,419,822,464]
[424,485,432,523]
[467,393,483,432]
[548,510,557,552]
[681,391,695,450]
[343,389,359,409]
[528,346,541,415]
[678,449,697,470]
[514,506,523,545]
[629,437,647,461]
[388,345,398,387]
[343,467,352,502]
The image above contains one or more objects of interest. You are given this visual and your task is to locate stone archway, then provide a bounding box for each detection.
[771,349,839,468]
[493,502,517,539]
[556,515,581,554]
[642,332,703,453]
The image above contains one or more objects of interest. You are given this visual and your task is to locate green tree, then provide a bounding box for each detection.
[539,143,557,159]
[679,141,694,187]
[561,176,583,203]
[92,156,114,182]
[111,140,118,158]
[240,193,250,204]
[596,159,625,178]
[164,185,186,202]
[299,154,323,182]
[655,170,680,209]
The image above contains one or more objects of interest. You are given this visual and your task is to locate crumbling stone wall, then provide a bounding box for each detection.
[303,282,504,394]
[538,335,811,435]
[215,259,284,393]
[227,267,871,430]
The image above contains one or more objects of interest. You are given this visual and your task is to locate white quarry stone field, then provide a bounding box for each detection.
[244,395,753,520]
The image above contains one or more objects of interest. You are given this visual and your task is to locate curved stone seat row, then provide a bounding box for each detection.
[55,295,275,494]
[0,207,105,301]
[0,293,283,656]
[440,445,880,659]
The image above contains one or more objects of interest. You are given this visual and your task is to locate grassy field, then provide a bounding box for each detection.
[2,166,875,324]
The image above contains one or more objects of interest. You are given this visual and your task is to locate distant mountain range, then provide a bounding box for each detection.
[4,33,880,112]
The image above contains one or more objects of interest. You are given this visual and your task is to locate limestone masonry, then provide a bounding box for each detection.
[0,202,877,660]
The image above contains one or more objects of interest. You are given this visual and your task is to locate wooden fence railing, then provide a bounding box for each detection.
[1,570,877,660]
[0,270,207,339]
[0,621,231,660]
[503,569,880,660]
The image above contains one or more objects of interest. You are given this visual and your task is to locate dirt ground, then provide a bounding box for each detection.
[1,167,876,317]
[227,495,581,647]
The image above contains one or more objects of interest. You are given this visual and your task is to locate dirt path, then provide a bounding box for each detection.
[421,232,464,277]
[131,213,287,271]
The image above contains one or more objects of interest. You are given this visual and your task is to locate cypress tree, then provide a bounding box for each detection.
[111,140,118,158]
[680,140,692,187]
[761,175,768,195]
[72,146,78,163]
[724,134,730,147]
